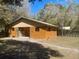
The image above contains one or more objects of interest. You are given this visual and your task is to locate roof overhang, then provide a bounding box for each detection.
[9,16,58,28]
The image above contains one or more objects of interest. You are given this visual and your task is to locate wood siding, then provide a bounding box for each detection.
[9,26,57,39]
[8,18,57,39]
[30,27,57,39]
[9,28,17,37]
[30,27,46,39]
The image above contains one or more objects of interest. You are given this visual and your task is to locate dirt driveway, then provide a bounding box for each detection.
[35,37,79,59]
[1,37,79,59]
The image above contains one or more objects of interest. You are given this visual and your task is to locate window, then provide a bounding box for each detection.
[35,27,40,31]
[12,28,14,31]
[19,28,23,31]
[48,27,51,31]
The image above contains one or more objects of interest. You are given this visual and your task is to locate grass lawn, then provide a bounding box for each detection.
[37,36,79,59]
[37,36,79,49]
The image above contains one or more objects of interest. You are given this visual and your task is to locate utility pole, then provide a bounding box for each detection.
[61,21,64,36]
[61,16,64,36]
[13,0,16,11]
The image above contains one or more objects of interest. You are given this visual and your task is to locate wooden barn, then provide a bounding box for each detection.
[7,17,58,39]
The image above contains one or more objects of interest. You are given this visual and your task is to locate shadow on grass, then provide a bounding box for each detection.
[0,40,64,59]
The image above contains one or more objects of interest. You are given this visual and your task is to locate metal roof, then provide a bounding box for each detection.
[10,16,58,28]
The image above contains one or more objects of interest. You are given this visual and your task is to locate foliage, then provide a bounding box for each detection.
[36,3,65,25]
[0,0,23,6]
[0,6,19,32]
[36,3,79,30]
[0,0,42,6]
[0,0,42,32]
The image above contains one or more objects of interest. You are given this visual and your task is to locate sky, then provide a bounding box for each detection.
[30,0,79,15]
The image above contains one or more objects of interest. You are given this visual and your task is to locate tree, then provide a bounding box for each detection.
[36,3,66,25]
[0,0,42,32]
[36,2,79,36]
[0,0,42,17]
[0,6,19,32]
[0,0,42,6]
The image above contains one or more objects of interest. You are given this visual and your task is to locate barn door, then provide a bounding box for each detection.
[18,27,30,37]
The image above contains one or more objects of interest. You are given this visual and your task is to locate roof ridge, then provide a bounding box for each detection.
[21,16,58,27]
[10,16,58,28]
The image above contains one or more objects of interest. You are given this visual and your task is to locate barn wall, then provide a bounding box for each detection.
[45,31,57,39]
[45,27,57,39]
[8,18,57,39]
[30,27,46,39]
[9,28,17,37]
[9,26,57,39]
[30,27,57,39]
